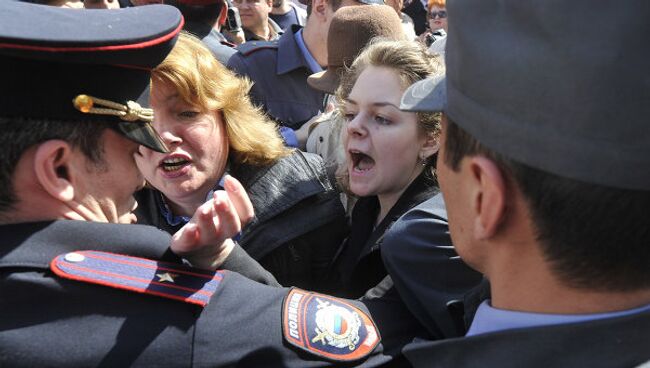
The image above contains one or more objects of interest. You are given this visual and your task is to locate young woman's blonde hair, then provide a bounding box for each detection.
[151,32,291,166]
[335,38,444,192]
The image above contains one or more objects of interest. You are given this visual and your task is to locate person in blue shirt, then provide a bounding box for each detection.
[394,1,650,366]
[227,0,379,130]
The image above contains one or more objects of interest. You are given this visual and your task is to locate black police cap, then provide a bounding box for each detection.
[0,1,184,153]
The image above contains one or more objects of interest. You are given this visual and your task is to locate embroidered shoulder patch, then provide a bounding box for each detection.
[282,288,380,362]
[50,250,223,307]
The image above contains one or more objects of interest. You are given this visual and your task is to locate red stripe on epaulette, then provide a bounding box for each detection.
[50,250,223,307]
[282,288,381,362]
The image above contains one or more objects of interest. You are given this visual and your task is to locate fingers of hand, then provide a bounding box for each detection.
[171,222,199,254]
[223,175,255,225]
[212,191,241,239]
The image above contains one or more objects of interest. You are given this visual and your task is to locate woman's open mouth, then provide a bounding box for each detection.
[158,154,192,178]
[160,157,189,172]
[350,150,375,173]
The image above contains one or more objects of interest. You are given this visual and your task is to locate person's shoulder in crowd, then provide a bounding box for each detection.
[184,20,237,65]
[227,25,324,129]
[231,38,280,59]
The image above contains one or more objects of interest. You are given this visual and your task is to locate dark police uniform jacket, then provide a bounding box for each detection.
[381,193,484,339]
[403,304,650,368]
[0,221,390,367]
[227,25,324,129]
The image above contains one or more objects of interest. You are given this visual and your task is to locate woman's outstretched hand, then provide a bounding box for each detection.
[170,175,255,270]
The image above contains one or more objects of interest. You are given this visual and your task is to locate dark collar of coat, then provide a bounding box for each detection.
[337,171,440,277]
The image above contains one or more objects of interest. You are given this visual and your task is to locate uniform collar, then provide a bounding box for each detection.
[467,299,650,337]
[276,24,313,75]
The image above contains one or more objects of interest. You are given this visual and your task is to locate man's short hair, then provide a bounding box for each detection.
[443,117,650,292]
[0,117,109,213]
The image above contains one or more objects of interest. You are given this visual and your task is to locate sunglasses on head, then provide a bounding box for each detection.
[430,10,447,19]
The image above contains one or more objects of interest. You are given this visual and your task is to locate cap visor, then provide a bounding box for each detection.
[307,69,340,94]
[400,76,446,112]
[115,121,169,153]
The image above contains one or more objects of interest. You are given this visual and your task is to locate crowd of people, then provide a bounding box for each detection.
[1,0,648,367]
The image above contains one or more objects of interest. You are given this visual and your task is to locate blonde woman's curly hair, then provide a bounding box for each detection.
[152,32,291,166]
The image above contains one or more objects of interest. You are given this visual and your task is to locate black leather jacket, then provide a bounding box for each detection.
[135,150,348,289]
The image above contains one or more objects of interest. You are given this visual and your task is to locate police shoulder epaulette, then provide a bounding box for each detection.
[50,250,223,307]
[236,40,279,56]
[282,288,381,362]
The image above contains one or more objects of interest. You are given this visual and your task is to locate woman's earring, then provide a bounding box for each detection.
[419,154,428,166]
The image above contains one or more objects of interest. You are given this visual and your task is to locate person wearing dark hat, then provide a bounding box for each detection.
[165,0,239,65]
[397,0,650,366]
[226,0,377,131]
[0,2,394,366]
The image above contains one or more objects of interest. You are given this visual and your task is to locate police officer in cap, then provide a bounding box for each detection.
[0,2,390,366]
[394,0,650,366]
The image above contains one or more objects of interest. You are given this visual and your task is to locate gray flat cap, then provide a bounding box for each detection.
[446,0,650,190]
[400,75,446,112]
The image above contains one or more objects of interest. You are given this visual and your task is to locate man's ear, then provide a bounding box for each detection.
[33,140,75,202]
[468,156,507,240]
[312,0,328,19]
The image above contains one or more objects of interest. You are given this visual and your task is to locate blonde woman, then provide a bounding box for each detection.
[135,32,347,289]
[328,39,444,297]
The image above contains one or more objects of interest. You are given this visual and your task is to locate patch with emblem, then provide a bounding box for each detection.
[50,250,223,307]
[282,288,380,362]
